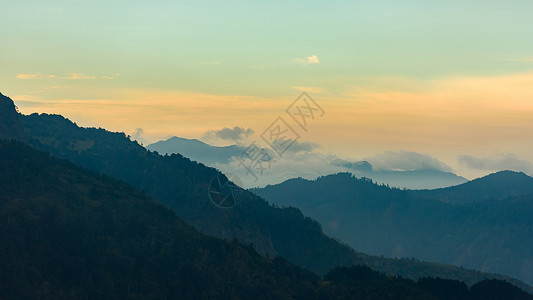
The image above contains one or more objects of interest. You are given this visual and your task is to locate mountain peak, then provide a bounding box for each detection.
[0,92,23,140]
[463,170,532,188]
[412,170,533,205]
[483,170,528,178]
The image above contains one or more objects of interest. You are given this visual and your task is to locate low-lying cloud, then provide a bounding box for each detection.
[283,141,319,154]
[203,126,255,143]
[365,151,453,172]
[458,153,533,175]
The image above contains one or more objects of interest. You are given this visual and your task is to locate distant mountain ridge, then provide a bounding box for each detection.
[1,92,530,291]
[147,136,248,165]
[253,172,533,286]
[3,141,531,298]
[411,170,533,204]
[148,136,467,189]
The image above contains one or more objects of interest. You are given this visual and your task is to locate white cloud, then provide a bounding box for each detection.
[61,73,97,80]
[203,126,255,143]
[364,151,453,172]
[130,128,146,145]
[15,73,54,79]
[16,72,117,80]
[458,153,533,175]
[295,55,320,65]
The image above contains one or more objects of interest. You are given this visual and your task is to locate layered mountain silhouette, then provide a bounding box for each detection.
[0,140,321,299]
[0,92,529,292]
[334,159,467,189]
[411,170,533,204]
[148,136,467,189]
[253,172,533,286]
[3,142,531,298]
[147,136,250,165]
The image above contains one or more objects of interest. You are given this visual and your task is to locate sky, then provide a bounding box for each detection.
[2,0,533,181]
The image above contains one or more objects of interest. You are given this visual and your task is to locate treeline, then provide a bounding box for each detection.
[1,140,532,299]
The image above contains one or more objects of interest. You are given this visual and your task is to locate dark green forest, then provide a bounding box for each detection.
[1,140,532,299]
[0,92,525,289]
[253,172,533,286]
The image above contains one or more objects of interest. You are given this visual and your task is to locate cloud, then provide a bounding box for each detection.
[203,126,255,142]
[332,159,373,172]
[130,128,146,144]
[15,73,55,79]
[16,72,117,80]
[295,55,320,65]
[61,73,97,80]
[283,141,319,153]
[364,151,452,172]
[458,154,533,174]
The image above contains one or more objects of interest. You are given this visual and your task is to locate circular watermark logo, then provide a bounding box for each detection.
[207,173,245,208]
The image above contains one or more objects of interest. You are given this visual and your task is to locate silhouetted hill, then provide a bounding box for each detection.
[5,141,531,299]
[0,93,529,291]
[253,173,533,287]
[411,171,533,204]
[336,158,467,189]
[149,136,467,190]
[319,266,533,300]
[0,140,321,299]
[147,136,248,165]
[0,92,23,140]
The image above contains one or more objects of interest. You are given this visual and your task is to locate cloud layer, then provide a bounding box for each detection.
[459,153,533,175]
[203,126,255,143]
[365,151,453,172]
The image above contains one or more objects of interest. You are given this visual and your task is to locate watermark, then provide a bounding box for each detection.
[235,142,274,182]
[239,91,324,182]
[207,173,245,209]
[208,91,324,208]
[286,92,325,132]
[260,117,300,156]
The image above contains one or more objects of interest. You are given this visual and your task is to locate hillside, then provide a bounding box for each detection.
[148,136,467,190]
[0,140,321,299]
[147,136,248,166]
[0,92,529,290]
[2,140,533,299]
[253,173,533,286]
[411,170,533,204]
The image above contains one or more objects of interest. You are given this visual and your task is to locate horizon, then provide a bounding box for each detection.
[3,0,533,181]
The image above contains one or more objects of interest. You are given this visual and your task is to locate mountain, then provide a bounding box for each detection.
[336,160,468,189]
[252,172,533,286]
[0,92,23,140]
[5,141,532,299]
[0,92,529,290]
[359,169,467,190]
[148,136,467,190]
[411,170,533,204]
[147,136,249,165]
[0,140,320,299]
[320,266,533,300]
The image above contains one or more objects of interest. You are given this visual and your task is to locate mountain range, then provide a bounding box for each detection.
[4,141,532,299]
[253,171,533,286]
[147,136,467,189]
[1,91,531,294]
[147,136,250,165]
